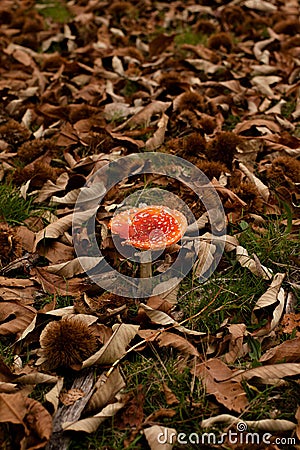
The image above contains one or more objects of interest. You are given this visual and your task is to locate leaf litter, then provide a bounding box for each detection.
[0,0,300,448]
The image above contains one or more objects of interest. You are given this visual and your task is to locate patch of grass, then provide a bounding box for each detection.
[243,381,300,422]
[36,0,72,23]
[0,183,35,225]
[178,267,266,335]
[174,27,207,47]
[223,114,241,131]
[282,100,296,118]
[0,341,15,366]
[238,218,300,274]
[121,80,139,97]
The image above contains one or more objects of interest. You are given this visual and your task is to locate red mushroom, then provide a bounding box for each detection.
[109,205,187,278]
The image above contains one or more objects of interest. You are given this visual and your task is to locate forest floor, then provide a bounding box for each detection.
[0,0,300,449]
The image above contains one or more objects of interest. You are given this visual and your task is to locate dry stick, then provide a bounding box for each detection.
[45,368,95,450]
[105,287,223,378]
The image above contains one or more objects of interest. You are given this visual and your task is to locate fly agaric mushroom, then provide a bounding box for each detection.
[109,205,187,278]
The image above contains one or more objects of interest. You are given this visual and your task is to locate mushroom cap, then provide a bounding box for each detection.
[109,205,187,250]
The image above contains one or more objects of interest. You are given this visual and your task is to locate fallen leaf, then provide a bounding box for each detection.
[0,302,36,337]
[45,256,103,278]
[260,337,300,364]
[85,368,125,413]
[192,358,248,413]
[144,425,177,449]
[224,324,248,364]
[252,273,286,334]
[33,214,73,251]
[236,245,273,280]
[82,323,139,367]
[201,414,295,432]
[62,396,124,433]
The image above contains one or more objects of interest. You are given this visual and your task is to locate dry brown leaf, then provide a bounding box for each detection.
[0,302,36,337]
[34,173,69,203]
[37,241,74,264]
[260,337,300,364]
[162,383,179,406]
[45,377,64,413]
[24,397,52,446]
[296,406,300,441]
[30,267,85,296]
[0,392,52,448]
[192,358,248,412]
[157,332,200,357]
[224,324,248,364]
[0,392,28,426]
[113,101,171,131]
[0,277,37,305]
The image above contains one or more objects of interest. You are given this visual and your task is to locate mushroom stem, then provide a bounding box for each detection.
[140,261,152,278]
[139,250,152,278]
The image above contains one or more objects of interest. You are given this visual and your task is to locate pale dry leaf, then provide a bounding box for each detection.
[296,406,300,441]
[82,323,139,367]
[34,173,69,203]
[145,113,169,151]
[252,273,286,333]
[140,303,206,336]
[45,377,64,413]
[144,425,177,450]
[201,414,295,432]
[34,214,73,251]
[50,188,81,205]
[86,368,125,413]
[244,0,277,12]
[14,372,58,385]
[113,101,171,131]
[251,76,281,98]
[232,363,300,382]
[193,240,216,279]
[62,397,124,433]
[45,256,103,278]
[236,245,273,280]
[159,284,179,306]
[238,162,270,201]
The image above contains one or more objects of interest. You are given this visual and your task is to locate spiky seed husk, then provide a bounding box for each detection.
[39,316,97,370]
